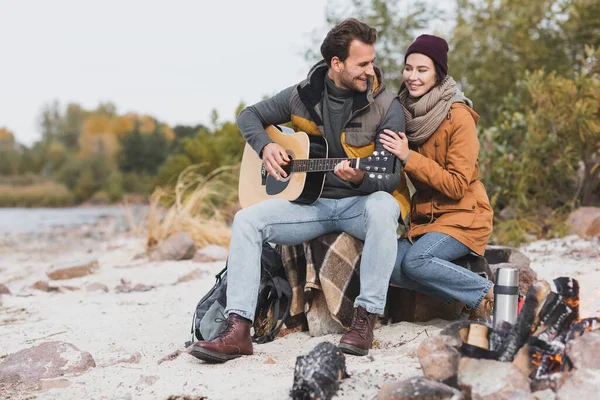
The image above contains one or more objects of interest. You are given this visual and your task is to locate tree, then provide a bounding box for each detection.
[450,0,600,127]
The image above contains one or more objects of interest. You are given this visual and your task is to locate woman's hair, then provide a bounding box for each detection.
[320,18,377,66]
[434,62,447,86]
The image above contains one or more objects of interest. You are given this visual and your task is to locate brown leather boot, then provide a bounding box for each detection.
[338,306,377,356]
[190,314,253,363]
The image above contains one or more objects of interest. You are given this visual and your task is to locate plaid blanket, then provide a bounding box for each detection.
[280,232,493,329]
[280,232,365,328]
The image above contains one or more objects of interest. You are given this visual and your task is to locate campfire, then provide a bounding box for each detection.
[462,277,599,378]
[377,276,600,399]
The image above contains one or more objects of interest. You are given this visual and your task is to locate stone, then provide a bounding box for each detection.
[458,358,531,399]
[100,351,142,367]
[47,258,99,280]
[136,375,159,387]
[530,372,571,393]
[0,283,10,295]
[0,341,95,388]
[115,280,154,293]
[533,389,556,400]
[149,231,196,261]
[556,368,600,399]
[417,334,462,383]
[31,280,55,292]
[39,378,72,390]
[484,246,531,267]
[414,293,465,322]
[193,245,228,263]
[85,282,109,293]
[306,290,345,336]
[157,349,183,365]
[565,330,600,370]
[377,377,463,400]
[175,268,207,284]
[566,207,600,238]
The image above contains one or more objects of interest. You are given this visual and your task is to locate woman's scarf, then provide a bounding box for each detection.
[398,76,458,145]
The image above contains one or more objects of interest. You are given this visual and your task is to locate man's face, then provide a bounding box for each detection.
[332,39,376,92]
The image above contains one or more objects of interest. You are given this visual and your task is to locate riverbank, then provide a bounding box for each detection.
[0,211,598,399]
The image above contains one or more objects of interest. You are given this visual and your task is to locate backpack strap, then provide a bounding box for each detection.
[253,276,292,344]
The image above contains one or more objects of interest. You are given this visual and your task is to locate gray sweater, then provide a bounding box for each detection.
[237,82,405,198]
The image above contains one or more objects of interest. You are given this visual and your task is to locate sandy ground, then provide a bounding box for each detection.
[0,216,598,400]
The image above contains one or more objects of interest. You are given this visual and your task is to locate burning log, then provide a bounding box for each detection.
[564,317,600,342]
[489,320,513,354]
[554,277,579,321]
[290,342,348,400]
[499,281,550,362]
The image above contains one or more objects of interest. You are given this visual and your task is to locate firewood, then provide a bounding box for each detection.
[290,342,348,400]
[467,323,489,350]
[553,277,579,321]
[499,281,550,361]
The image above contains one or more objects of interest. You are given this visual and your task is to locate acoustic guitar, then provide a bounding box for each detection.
[238,125,397,209]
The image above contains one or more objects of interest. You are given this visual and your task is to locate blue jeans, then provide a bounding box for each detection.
[390,232,492,308]
[226,191,400,322]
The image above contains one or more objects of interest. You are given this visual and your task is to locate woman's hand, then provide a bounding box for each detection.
[381,129,410,162]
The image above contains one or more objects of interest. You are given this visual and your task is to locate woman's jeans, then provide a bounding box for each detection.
[391,232,492,309]
[225,192,400,322]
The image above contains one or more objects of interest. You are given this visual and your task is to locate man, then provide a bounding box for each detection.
[191,18,410,363]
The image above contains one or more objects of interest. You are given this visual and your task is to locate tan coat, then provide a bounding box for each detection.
[403,103,493,255]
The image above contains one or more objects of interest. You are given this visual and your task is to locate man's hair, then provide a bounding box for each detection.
[320,18,377,66]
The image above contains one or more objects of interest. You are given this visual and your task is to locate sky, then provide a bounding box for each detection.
[0,0,330,145]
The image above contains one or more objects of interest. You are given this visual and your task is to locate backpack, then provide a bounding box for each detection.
[186,242,292,347]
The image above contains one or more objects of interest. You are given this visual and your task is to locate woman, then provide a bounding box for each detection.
[380,34,494,321]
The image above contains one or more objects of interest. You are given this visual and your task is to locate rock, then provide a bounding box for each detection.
[417,334,462,383]
[115,279,154,293]
[556,368,600,399]
[306,290,345,336]
[414,293,465,322]
[565,330,600,370]
[175,268,208,284]
[0,283,10,295]
[484,246,531,267]
[47,258,99,280]
[85,282,109,293]
[530,372,571,393]
[100,351,142,367]
[31,280,55,292]
[193,245,228,263]
[149,231,196,261]
[458,358,531,399]
[454,253,494,281]
[39,378,72,390]
[157,349,183,365]
[377,377,463,399]
[165,396,207,400]
[136,375,159,387]
[566,207,600,238]
[533,389,556,400]
[0,341,95,388]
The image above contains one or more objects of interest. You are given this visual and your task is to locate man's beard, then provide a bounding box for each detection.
[340,71,367,92]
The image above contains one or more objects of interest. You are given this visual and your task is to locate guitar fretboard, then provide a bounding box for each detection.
[288,158,358,173]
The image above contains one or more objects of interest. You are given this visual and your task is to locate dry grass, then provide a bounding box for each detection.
[0,182,74,207]
[146,164,240,250]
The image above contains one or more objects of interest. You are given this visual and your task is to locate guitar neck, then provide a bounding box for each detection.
[289,157,360,173]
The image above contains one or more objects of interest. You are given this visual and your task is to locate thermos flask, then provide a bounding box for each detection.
[493,267,519,327]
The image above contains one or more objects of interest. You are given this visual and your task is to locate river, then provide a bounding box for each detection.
[0,206,140,234]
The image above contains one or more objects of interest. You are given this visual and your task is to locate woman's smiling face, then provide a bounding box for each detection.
[403,53,437,98]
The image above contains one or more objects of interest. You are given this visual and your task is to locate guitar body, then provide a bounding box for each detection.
[238,126,328,209]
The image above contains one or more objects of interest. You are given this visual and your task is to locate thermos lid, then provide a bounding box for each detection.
[494,267,519,287]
